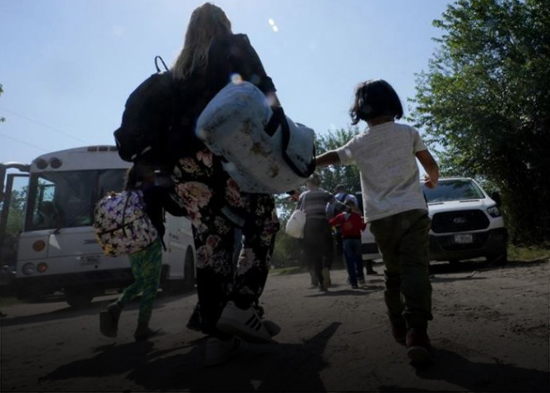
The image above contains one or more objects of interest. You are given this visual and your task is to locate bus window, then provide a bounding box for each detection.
[26,169,127,231]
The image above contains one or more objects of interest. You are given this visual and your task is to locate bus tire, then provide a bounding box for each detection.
[64,287,94,308]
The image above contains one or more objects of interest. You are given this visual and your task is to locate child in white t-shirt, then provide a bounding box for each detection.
[315,79,439,366]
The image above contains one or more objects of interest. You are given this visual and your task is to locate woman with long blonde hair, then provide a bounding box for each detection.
[169,3,282,366]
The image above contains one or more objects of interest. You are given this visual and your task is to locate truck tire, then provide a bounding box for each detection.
[487,250,508,266]
[64,287,94,308]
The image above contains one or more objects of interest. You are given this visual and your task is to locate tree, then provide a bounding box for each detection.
[271,127,362,267]
[274,127,361,222]
[410,0,550,245]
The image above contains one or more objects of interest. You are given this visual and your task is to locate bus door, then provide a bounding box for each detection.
[0,163,30,267]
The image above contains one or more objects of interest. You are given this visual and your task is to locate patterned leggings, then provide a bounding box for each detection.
[118,239,162,323]
[173,149,279,335]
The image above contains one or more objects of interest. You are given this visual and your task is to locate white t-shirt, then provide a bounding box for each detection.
[336,122,428,222]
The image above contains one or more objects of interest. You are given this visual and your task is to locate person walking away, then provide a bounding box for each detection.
[297,172,338,291]
[329,200,367,288]
[100,164,181,341]
[328,185,357,266]
[169,3,281,366]
[315,79,439,366]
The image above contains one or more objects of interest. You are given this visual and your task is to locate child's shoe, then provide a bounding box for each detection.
[406,327,434,366]
[134,321,161,341]
[391,323,408,344]
[99,302,122,338]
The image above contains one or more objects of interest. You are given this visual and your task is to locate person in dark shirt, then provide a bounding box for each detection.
[297,172,339,291]
[169,3,281,365]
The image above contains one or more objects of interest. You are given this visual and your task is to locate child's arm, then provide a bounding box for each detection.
[328,214,342,227]
[416,150,439,189]
[315,151,341,167]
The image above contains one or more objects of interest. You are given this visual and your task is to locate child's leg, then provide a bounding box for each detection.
[369,216,405,326]
[136,239,163,324]
[342,239,358,286]
[118,249,149,307]
[398,210,433,329]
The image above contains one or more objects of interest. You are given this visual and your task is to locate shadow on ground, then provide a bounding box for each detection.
[39,322,342,392]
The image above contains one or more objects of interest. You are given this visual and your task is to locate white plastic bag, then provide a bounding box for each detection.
[195,81,315,194]
[285,209,306,239]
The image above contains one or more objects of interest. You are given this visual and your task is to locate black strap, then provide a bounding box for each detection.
[154,56,169,73]
[264,106,316,178]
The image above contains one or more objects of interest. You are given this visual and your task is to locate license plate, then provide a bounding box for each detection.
[454,234,473,244]
[80,255,100,265]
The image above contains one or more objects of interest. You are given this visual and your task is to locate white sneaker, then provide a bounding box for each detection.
[216,301,275,343]
[204,336,248,367]
[263,320,281,337]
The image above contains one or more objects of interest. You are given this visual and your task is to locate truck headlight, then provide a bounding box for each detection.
[487,206,501,217]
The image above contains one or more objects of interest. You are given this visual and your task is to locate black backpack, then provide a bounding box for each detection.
[114,56,183,168]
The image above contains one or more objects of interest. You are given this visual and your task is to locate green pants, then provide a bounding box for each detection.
[369,209,433,329]
[118,239,163,323]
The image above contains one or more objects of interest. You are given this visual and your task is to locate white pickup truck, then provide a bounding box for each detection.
[358,177,508,265]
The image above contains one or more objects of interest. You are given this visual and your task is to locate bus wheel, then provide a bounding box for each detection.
[64,287,94,308]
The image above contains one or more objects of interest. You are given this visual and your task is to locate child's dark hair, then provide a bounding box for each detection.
[349,79,403,125]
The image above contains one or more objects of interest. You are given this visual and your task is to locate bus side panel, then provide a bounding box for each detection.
[162,215,195,281]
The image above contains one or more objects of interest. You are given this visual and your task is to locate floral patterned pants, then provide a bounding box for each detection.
[173,149,279,335]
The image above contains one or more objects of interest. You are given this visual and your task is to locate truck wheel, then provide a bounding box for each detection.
[487,250,507,266]
[64,287,94,308]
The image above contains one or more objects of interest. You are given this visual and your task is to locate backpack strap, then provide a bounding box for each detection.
[154,56,169,73]
[264,106,316,178]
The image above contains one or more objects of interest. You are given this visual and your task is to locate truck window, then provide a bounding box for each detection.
[422,179,485,203]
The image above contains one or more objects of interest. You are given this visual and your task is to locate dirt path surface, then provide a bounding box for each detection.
[1,259,549,392]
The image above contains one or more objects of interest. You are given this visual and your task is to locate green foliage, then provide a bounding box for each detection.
[410,0,550,245]
[314,127,362,193]
[273,127,363,264]
[5,189,26,235]
[1,189,26,265]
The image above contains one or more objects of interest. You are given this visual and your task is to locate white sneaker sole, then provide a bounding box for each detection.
[216,303,274,344]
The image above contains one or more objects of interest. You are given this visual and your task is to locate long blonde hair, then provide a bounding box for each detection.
[172,3,232,80]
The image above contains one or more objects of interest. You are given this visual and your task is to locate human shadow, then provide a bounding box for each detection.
[39,340,189,381]
[414,347,550,392]
[429,275,488,284]
[37,322,341,392]
[0,290,196,328]
[305,288,382,298]
[123,322,342,392]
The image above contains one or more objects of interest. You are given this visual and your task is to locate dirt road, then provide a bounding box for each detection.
[1,259,549,392]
